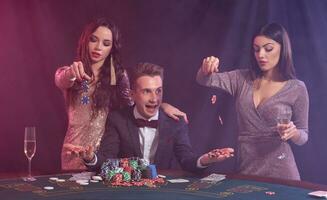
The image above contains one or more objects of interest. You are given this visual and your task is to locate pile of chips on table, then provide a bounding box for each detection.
[100,157,165,187]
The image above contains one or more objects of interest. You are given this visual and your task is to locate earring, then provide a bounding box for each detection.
[81,80,90,105]
[110,56,117,85]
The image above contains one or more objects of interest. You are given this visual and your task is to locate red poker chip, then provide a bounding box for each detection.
[111,182,121,186]
[132,182,143,186]
[122,182,133,187]
[154,178,165,184]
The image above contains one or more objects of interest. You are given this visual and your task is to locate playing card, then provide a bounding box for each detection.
[201,173,226,183]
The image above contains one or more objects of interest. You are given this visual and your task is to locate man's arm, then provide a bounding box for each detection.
[173,118,202,173]
[173,118,234,172]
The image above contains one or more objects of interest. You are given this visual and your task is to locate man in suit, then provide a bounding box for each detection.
[80,62,233,172]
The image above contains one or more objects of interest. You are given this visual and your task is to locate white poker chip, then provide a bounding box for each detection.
[90,179,99,183]
[76,180,89,184]
[78,181,89,186]
[49,177,58,181]
[56,179,66,182]
[158,174,166,178]
[43,186,54,190]
[92,176,103,181]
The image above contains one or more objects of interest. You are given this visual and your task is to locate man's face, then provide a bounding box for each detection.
[131,75,163,119]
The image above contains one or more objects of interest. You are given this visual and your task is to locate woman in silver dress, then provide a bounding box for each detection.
[196,23,309,180]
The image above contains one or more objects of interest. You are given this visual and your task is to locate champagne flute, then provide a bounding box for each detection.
[23,126,36,181]
[276,106,291,160]
[277,106,292,127]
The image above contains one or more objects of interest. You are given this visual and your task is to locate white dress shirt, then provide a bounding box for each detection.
[133,107,159,164]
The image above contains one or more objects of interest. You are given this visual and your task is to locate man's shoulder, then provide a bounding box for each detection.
[159,109,187,128]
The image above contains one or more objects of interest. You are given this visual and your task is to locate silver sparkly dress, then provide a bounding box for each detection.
[196,69,309,180]
[55,66,132,171]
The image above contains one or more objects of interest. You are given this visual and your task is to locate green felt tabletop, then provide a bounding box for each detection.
[0,173,320,200]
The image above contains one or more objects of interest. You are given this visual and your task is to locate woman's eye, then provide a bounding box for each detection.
[103,42,111,47]
[265,47,273,52]
[90,36,97,42]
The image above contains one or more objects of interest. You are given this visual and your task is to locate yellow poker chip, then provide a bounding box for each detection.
[43,186,54,190]
[56,179,66,182]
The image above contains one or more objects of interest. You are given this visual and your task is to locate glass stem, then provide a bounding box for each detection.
[28,158,32,177]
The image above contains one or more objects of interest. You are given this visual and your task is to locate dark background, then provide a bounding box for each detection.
[1,0,326,184]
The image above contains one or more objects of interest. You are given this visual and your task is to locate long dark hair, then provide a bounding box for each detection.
[68,18,124,115]
[250,23,296,80]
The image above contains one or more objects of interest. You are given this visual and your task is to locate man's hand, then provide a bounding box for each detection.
[200,148,234,166]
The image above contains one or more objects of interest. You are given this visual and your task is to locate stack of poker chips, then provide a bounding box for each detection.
[100,157,163,187]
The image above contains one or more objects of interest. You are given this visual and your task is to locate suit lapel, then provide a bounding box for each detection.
[154,109,170,164]
[126,107,142,157]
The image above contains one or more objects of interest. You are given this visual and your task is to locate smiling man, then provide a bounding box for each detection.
[82,62,234,172]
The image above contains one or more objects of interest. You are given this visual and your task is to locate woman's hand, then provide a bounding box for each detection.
[161,103,188,123]
[65,61,92,82]
[277,121,300,142]
[63,144,95,162]
[200,56,220,76]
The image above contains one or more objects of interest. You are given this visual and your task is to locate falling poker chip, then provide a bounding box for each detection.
[218,115,223,125]
[211,95,217,104]
[43,186,54,190]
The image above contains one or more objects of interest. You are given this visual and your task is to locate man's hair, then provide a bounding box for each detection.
[129,62,164,89]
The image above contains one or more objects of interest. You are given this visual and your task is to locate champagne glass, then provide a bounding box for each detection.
[277,106,292,127]
[276,106,291,160]
[23,126,36,181]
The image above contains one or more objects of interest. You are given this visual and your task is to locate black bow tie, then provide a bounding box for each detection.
[135,118,158,128]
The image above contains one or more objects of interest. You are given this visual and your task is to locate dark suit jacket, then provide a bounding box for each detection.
[91,106,201,173]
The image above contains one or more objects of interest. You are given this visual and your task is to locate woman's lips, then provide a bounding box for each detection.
[259,60,267,65]
[91,52,101,58]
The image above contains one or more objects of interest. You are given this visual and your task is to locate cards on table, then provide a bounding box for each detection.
[308,191,327,198]
[200,173,226,183]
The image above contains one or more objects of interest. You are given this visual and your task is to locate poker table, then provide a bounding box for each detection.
[0,170,326,200]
